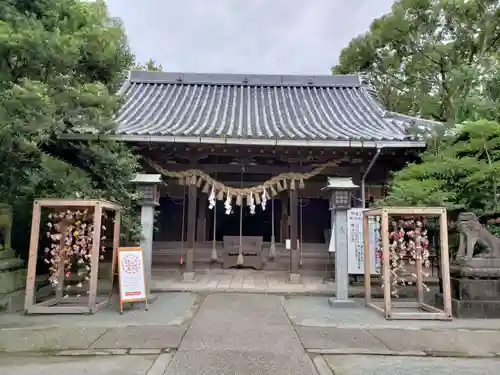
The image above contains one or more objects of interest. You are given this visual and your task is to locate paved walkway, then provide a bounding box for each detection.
[165,294,317,375]
[1,293,500,374]
[151,268,439,297]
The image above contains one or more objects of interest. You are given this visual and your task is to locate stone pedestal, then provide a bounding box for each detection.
[436,257,500,318]
[330,208,354,306]
[139,204,157,302]
[0,204,26,311]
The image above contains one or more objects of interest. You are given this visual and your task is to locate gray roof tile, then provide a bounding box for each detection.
[114,71,435,141]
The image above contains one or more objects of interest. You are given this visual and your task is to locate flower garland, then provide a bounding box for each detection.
[44,209,106,298]
[378,218,430,297]
[144,157,339,215]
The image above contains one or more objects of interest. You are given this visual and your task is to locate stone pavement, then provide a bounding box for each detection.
[1,293,500,374]
[151,268,439,297]
[322,356,500,375]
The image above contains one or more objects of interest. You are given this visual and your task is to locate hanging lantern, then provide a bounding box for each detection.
[276,181,284,192]
[290,179,296,190]
[299,178,305,189]
[282,179,288,190]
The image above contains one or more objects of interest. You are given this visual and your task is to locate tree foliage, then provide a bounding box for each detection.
[333,0,500,244]
[383,120,500,216]
[333,0,500,124]
[0,0,142,256]
[134,59,163,72]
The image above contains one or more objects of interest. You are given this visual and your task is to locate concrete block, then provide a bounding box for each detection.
[0,268,26,294]
[147,354,173,375]
[129,348,162,355]
[289,273,300,284]
[182,272,195,282]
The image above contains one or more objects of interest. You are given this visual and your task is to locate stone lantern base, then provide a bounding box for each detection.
[0,248,26,311]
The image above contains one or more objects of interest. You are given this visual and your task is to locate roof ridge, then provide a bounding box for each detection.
[128,70,363,87]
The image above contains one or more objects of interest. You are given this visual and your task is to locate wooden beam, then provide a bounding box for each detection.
[88,202,102,313]
[381,209,391,319]
[439,209,452,319]
[289,188,299,275]
[185,183,197,273]
[363,215,371,306]
[33,199,119,210]
[281,192,288,244]
[24,200,41,313]
[144,162,387,177]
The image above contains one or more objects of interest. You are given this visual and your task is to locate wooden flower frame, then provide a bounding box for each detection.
[363,207,452,320]
[24,199,120,314]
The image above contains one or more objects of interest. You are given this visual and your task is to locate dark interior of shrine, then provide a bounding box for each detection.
[155,194,332,243]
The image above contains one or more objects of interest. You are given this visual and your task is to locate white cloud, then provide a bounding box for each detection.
[106,0,396,74]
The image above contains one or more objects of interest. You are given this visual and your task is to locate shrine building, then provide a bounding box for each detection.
[70,70,436,280]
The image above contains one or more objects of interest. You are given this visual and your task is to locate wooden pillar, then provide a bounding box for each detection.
[196,196,207,242]
[281,193,288,243]
[184,183,197,280]
[289,188,300,283]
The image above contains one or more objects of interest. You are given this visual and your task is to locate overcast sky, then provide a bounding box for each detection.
[106,0,396,75]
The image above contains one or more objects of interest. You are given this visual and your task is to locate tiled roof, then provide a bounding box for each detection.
[113,71,435,142]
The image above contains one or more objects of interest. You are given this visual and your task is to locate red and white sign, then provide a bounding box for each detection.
[118,249,146,301]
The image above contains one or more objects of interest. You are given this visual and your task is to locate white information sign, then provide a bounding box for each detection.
[347,208,380,275]
[118,248,147,302]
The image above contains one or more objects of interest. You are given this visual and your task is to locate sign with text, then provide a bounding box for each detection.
[117,247,147,303]
[347,208,379,275]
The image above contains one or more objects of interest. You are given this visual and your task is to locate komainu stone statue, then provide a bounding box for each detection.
[456,212,500,260]
[446,212,500,318]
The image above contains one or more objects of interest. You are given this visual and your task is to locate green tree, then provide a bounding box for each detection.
[333,0,500,250]
[134,59,163,72]
[0,0,142,255]
[332,0,500,124]
[383,120,500,214]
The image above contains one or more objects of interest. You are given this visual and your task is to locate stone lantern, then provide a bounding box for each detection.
[324,177,359,307]
[130,174,163,301]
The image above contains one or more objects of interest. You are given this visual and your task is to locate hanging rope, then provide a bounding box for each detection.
[145,157,338,201]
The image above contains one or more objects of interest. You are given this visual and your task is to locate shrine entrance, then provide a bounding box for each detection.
[95,71,431,279]
[213,199,282,242]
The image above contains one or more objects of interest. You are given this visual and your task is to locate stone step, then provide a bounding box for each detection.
[0,268,26,295]
[0,249,17,260]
